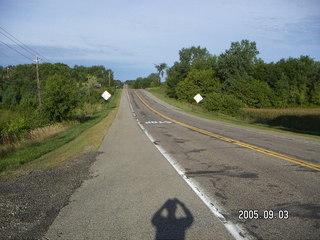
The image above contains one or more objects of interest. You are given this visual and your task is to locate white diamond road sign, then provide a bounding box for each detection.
[101,91,111,101]
[194,93,203,103]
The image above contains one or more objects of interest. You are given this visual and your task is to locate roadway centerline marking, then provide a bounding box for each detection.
[126,90,250,240]
[135,92,320,172]
[145,120,172,124]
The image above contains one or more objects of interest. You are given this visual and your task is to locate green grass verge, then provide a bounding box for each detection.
[0,89,122,175]
[146,88,320,138]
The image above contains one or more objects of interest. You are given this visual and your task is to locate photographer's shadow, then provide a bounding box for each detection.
[151,198,194,240]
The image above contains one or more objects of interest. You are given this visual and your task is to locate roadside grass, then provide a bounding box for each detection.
[146,88,320,137]
[0,89,121,180]
[0,121,77,159]
[241,108,320,133]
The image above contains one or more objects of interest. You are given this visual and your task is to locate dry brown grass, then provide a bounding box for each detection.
[27,121,78,142]
[0,121,78,159]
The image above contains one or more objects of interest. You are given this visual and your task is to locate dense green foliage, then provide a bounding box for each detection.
[202,93,243,116]
[176,69,221,102]
[43,75,79,122]
[128,63,169,89]
[167,46,210,98]
[162,40,320,114]
[0,63,122,143]
[131,40,319,116]
[131,73,160,89]
[0,89,121,172]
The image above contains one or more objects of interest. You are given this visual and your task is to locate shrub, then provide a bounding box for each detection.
[310,82,320,105]
[43,75,79,122]
[202,92,243,115]
[1,117,31,143]
[225,78,272,108]
[176,80,201,103]
[176,68,221,103]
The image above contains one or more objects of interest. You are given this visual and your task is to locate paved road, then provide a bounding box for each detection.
[45,88,320,239]
[128,89,320,240]
[44,89,236,240]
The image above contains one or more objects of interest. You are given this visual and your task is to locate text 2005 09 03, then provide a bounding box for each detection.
[238,210,289,220]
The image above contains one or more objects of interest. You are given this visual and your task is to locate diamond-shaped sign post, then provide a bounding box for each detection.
[194,93,203,103]
[101,91,111,101]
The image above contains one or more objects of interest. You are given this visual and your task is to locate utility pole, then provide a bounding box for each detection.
[108,71,111,87]
[35,56,42,110]
[6,67,9,79]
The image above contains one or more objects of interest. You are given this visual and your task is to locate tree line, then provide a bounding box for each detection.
[131,40,320,114]
[126,63,167,89]
[0,63,122,141]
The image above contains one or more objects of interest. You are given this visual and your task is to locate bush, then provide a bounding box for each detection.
[1,117,30,143]
[43,75,79,122]
[225,78,272,108]
[202,92,243,115]
[176,68,221,103]
[310,82,320,105]
[176,80,201,103]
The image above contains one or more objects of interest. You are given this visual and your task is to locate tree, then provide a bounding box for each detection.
[179,46,209,66]
[176,68,221,103]
[176,78,201,103]
[133,77,142,89]
[132,74,159,89]
[272,73,290,107]
[218,40,259,81]
[155,63,167,85]
[40,63,71,81]
[191,55,218,72]
[270,56,319,106]
[166,46,210,98]
[310,82,320,105]
[147,73,160,87]
[43,74,79,122]
[225,78,272,108]
[166,62,186,98]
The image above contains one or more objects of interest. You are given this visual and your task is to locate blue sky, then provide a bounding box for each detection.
[0,0,319,81]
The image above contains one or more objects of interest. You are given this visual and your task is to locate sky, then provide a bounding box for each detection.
[0,0,319,81]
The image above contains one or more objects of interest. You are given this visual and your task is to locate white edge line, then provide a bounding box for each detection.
[126,90,136,117]
[127,89,252,240]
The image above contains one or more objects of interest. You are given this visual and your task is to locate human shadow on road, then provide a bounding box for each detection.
[152,198,194,240]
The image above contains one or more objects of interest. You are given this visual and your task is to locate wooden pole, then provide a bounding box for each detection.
[35,56,42,110]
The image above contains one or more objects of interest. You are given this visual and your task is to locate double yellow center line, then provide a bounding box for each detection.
[135,92,320,171]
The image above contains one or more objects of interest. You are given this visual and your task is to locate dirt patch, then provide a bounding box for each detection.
[0,151,102,240]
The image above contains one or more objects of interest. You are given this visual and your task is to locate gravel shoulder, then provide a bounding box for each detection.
[0,151,101,240]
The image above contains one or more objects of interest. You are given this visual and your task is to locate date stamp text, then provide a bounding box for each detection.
[238,209,289,220]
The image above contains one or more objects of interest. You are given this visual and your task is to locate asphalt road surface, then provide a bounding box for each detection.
[45,88,320,240]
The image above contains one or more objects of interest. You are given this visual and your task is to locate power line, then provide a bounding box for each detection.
[0,39,34,62]
[0,31,35,59]
[0,26,51,62]
[0,48,22,64]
